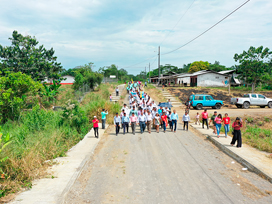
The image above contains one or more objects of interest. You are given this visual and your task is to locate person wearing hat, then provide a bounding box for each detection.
[122,112,130,134]
[92,116,99,138]
[209,111,218,134]
[129,112,138,135]
[114,112,121,136]
[231,117,243,148]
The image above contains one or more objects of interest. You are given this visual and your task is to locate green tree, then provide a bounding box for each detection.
[73,63,103,90]
[0,31,63,81]
[209,61,230,72]
[234,46,272,91]
[189,61,209,73]
[0,71,43,123]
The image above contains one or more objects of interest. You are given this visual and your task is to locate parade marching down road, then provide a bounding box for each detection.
[62,92,272,204]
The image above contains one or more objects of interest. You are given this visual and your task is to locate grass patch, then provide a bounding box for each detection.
[145,84,167,103]
[0,83,121,199]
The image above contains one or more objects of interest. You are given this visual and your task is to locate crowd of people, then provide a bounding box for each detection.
[93,81,243,148]
[196,109,243,148]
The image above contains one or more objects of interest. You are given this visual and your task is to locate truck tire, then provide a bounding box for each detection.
[243,102,250,109]
[196,104,203,110]
[268,102,272,108]
[214,103,221,109]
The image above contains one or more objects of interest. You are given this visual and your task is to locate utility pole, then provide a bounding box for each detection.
[117,66,118,82]
[149,63,150,83]
[158,46,160,86]
[145,67,146,81]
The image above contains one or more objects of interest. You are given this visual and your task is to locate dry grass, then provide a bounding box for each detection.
[145,84,166,103]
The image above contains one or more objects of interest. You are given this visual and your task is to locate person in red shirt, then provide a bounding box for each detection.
[92,116,99,138]
[223,113,230,138]
[231,117,243,148]
[201,109,209,129]
[161,112,168,133]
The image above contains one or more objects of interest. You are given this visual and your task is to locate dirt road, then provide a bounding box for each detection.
[63,125,272,203]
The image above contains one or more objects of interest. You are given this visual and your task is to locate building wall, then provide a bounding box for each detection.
[177,77,190,84]
[61,75,75,84]
[197,73,228,87]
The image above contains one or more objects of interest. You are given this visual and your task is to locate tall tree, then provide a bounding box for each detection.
[234,46,272,91]
[0,31,63,81]
[189,61,209,73]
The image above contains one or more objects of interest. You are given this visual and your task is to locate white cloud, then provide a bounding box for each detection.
[0,0,272,74]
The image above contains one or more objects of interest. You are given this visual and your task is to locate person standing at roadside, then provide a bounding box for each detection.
[231,117,243,148]
[201,109,209,129]
[182,111,190,131]
[209,111,217,134]
[171,110,179,133]
[114,113,121,136]
[223,113,231,138]
[214,114,223,138]
[101,109,108,129]
[116,86,119,96]
[129,112,138,135]
[92,116,99,138]
[122,112,130,134]
[138,112,147,134]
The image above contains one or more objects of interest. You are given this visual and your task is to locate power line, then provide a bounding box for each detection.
[119,55,157,69]
[161,0,251,55]
[159,0,196,46]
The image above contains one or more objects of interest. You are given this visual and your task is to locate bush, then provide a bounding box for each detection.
[0,72,43,123]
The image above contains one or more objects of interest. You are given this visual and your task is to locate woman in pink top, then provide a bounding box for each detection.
[201,109,209,129]
[214,114,222,138]
[92,116,99,138]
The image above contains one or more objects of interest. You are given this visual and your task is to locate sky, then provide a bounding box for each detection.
[0,0,271,75]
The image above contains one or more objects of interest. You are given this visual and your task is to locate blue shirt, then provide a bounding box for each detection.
[101,111,108,120]
[114,116,121,125]
[171,113,179,120]
[122,116,130,123]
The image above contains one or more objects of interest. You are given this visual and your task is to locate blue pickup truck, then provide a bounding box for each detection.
[189,94,224,110]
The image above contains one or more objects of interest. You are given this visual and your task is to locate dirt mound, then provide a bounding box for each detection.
[169,88,240,106]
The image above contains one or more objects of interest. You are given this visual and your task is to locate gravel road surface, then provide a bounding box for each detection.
[63,124,272,204]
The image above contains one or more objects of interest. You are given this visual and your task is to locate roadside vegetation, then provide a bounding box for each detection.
[0,83,120,198]
[145,84,166,103]
[0,31,121,199]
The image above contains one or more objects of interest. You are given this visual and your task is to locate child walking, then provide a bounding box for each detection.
[195,112,200,125]
[110,94,112,102]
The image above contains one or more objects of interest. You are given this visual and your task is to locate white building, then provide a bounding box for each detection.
[43,75,75,85]
[190,70,229,87]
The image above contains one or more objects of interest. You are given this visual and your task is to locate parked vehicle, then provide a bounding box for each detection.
[189,94,224,110]
[230,93,272,109]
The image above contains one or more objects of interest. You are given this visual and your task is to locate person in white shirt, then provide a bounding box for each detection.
[182,111,190,131]
[146,110,153,133]
[138,112,147,133]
